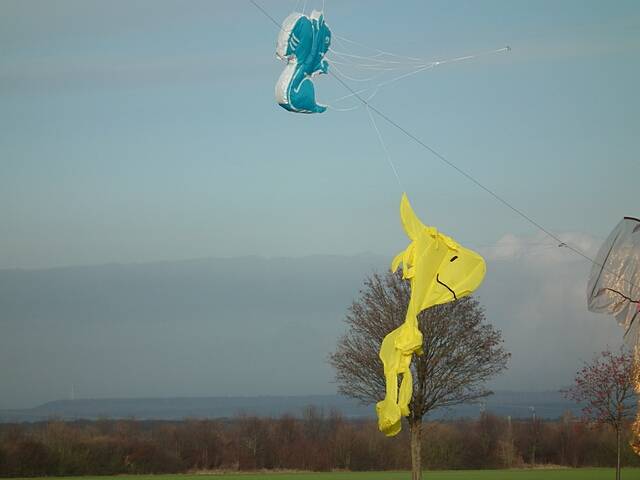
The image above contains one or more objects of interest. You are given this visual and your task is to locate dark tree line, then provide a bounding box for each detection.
[2,410,640,476]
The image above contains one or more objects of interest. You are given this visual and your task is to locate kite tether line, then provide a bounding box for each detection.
[248,0,640,293]
[327,69,640,294]
[365,105,403,192]
[327,46,510,108]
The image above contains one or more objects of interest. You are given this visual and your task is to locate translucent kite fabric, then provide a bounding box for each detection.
[587,216,640,455]
[376,194,486,436]
[587,217,640,342]
[275,11,331,113]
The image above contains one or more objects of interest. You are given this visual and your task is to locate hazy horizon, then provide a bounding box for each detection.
[1,2,637,411]
[0,244,625,410]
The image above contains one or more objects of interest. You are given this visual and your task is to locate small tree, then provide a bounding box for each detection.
[329,271,510,479]
[562,348,635,480]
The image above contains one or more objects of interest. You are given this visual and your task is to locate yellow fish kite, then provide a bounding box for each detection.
[376,194,486,436]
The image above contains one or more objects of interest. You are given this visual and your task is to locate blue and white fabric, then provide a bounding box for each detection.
[275,11,331,114]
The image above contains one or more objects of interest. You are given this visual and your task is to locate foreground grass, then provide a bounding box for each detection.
[12,470,640,480]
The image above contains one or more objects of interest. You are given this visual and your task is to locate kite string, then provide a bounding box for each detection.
[329,48,426,66]
[329,62,384,83]
[250,0,283,28]
[328,46,510,105]
[248,0,640,294]
[328,72,640,292]
[332,33,426,63]
[331,38,510,68]
[328,62,435,111]
[331,69,594,259]
[365,105,403,192]
[326,88,379,112]
[327,63,437,107]
[326,57,399,71]
[327,58,446,110]
[247,0,563,245]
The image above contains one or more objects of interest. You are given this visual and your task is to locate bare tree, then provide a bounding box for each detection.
[562,348,635,480]
[329,271,510,480]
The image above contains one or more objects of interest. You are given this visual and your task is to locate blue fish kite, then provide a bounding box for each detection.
[275,11,331,113]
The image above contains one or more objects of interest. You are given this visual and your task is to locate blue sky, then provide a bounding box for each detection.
[1,0,638,268]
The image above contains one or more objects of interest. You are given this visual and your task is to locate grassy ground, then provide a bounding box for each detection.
[12,470,640,480]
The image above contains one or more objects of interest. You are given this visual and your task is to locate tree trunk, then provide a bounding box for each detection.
[410,419,422,480]
[616,426,621,480]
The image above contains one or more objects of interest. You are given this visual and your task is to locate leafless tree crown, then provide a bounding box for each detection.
[329,271,510,422]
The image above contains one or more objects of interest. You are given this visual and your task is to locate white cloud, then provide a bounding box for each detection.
[476,231,624,391]
[481,231,600,264]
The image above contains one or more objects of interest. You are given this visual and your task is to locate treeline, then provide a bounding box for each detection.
[2,408,640,476]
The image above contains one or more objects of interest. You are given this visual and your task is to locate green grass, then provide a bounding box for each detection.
[12,470,640,480]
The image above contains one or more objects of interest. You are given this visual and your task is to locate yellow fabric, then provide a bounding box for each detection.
[376,193,487,436]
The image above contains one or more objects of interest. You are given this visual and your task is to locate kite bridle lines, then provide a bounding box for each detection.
[249,0,640,295]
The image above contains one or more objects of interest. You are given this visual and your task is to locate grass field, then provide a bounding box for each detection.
[12,470,640,480]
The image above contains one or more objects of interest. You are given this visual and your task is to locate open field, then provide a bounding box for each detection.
[10,470,640,480]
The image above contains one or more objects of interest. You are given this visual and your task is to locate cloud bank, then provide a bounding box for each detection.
[477,231,623,391]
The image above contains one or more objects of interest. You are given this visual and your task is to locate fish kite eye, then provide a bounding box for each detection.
[450,256,459,262]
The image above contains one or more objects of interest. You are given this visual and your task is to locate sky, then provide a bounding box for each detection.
[1,0,638,268]
[0,1,639,408]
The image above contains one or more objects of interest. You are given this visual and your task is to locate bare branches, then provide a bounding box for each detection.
[562,349,635,428]
[329,271,510,422]
[561,348,635,480]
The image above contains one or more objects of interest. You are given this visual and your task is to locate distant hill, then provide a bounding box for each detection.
[1,253,617,415]
[0,391,579,423]
[0,254,387,410]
